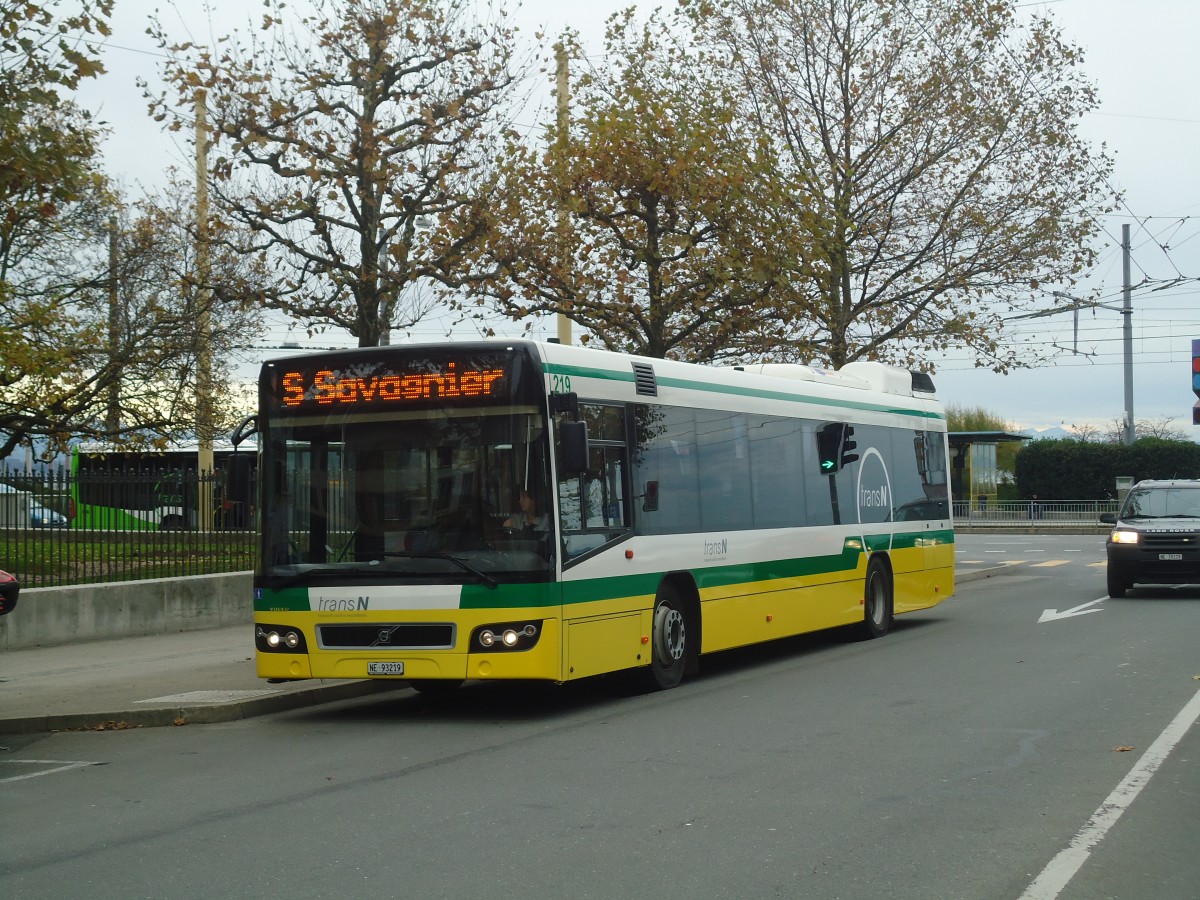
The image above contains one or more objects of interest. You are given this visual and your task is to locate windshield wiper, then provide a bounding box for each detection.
[271,562,386,588]
[385,550,498,589]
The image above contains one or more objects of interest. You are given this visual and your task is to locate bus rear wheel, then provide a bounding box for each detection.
[642,587,688,690]
[860,557,894,639]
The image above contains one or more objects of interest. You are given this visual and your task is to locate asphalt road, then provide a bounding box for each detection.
[3,534,1198,900]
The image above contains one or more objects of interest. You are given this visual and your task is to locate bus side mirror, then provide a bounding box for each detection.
[559,421,589,473]
[231,414,258,448]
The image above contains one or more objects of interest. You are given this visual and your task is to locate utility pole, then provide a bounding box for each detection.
[195,90,215,530]
[106,216,121,434]
[1121,223,1134,446]
[555,43,571,346]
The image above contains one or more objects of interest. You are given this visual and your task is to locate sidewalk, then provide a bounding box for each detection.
[0,562,1017,736]
[0,624,403,735]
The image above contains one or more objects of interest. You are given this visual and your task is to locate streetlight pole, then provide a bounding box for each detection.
[195,90,215,530]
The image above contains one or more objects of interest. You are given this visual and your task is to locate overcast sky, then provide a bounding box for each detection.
[75,0,1200,437]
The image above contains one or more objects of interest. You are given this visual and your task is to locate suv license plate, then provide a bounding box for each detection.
[367,662,405,676]
[1158,553,1183,561]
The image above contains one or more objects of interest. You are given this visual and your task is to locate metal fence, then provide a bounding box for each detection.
[2,469,1123,588]
[953,499,1120,526]
[1,470,256,588]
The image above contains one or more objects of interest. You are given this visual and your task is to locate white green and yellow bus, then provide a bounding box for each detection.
[246,339,954,691]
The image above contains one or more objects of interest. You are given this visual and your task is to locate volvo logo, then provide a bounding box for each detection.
[377,628,391,643]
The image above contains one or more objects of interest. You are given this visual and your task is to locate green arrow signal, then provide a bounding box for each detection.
[821,459,835,470]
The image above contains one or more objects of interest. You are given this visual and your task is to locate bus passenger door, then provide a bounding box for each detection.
[555,403,632,563]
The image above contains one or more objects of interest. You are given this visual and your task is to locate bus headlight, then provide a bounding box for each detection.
[472,621,541,653]
[256,624,308,653]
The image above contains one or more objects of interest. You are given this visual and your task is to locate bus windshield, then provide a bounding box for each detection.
[263,406,554,584]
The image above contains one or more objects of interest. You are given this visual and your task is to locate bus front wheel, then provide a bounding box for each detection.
[643,587,688,690]
[860,557,894,640]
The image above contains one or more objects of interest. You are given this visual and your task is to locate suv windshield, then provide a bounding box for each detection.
[1120,485,1200,519]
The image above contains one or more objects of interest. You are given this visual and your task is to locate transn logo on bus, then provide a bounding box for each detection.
[316,596,370,611]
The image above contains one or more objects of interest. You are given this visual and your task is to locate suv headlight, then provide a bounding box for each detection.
[1111,529,1139,544]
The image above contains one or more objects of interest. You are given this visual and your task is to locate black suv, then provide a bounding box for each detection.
[1100,479,1200,598]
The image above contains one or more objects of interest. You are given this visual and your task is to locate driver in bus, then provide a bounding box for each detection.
[504,487,549,534]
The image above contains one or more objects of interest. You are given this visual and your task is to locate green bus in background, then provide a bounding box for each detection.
[71,441,256,531]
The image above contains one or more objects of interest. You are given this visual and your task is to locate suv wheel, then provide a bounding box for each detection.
[1106,566,1130,599]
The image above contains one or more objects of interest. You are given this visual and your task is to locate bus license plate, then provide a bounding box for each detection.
[1158,553,1183,561]
[367,662,405,676]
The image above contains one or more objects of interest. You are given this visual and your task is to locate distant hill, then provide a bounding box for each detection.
[1021,426,1075,440]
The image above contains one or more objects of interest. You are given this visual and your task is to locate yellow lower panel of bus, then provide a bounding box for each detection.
[255,613,564,682]
[565,613,646,681]
[700,579,863,654]
[894,566,953,614]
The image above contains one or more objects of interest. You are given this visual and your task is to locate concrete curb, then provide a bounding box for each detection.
[0,679,407,736]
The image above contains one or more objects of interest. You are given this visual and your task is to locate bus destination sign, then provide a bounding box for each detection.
[279,361,508,410]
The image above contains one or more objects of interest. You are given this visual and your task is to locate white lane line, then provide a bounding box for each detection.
[0,759,101,783]
[1019,687,1200,900]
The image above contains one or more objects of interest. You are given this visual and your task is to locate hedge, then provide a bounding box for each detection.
[1013,438,1200,500]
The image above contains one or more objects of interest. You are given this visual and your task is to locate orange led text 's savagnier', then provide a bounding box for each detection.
[281,363,506,408]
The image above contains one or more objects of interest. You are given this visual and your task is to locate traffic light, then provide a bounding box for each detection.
[817,423,843,474]
[840,425,859,468]
[1193,339,1200,425]
[817,423,859,474]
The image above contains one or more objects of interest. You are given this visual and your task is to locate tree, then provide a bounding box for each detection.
[0,0,111,215]
[1065,422,1102,442]
[0,2,121,460]
[456,10,788,361]
[1,164,267,460]
[945,404,1015,434]
[103,177,267,439]
[688,0,1116,371]
[147,0,521,348]
[0,3,265,460]
[1103,415,1190,444]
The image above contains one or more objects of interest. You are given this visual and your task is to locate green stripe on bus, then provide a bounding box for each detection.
[256,530,952,613]
[463,538,867,609]
[542,362,945,421]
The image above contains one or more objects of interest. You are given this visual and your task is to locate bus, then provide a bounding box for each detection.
[72,441,256,531]
[246,340,953,691]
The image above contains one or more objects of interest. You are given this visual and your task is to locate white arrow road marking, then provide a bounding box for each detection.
[1038,598,1106,623]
